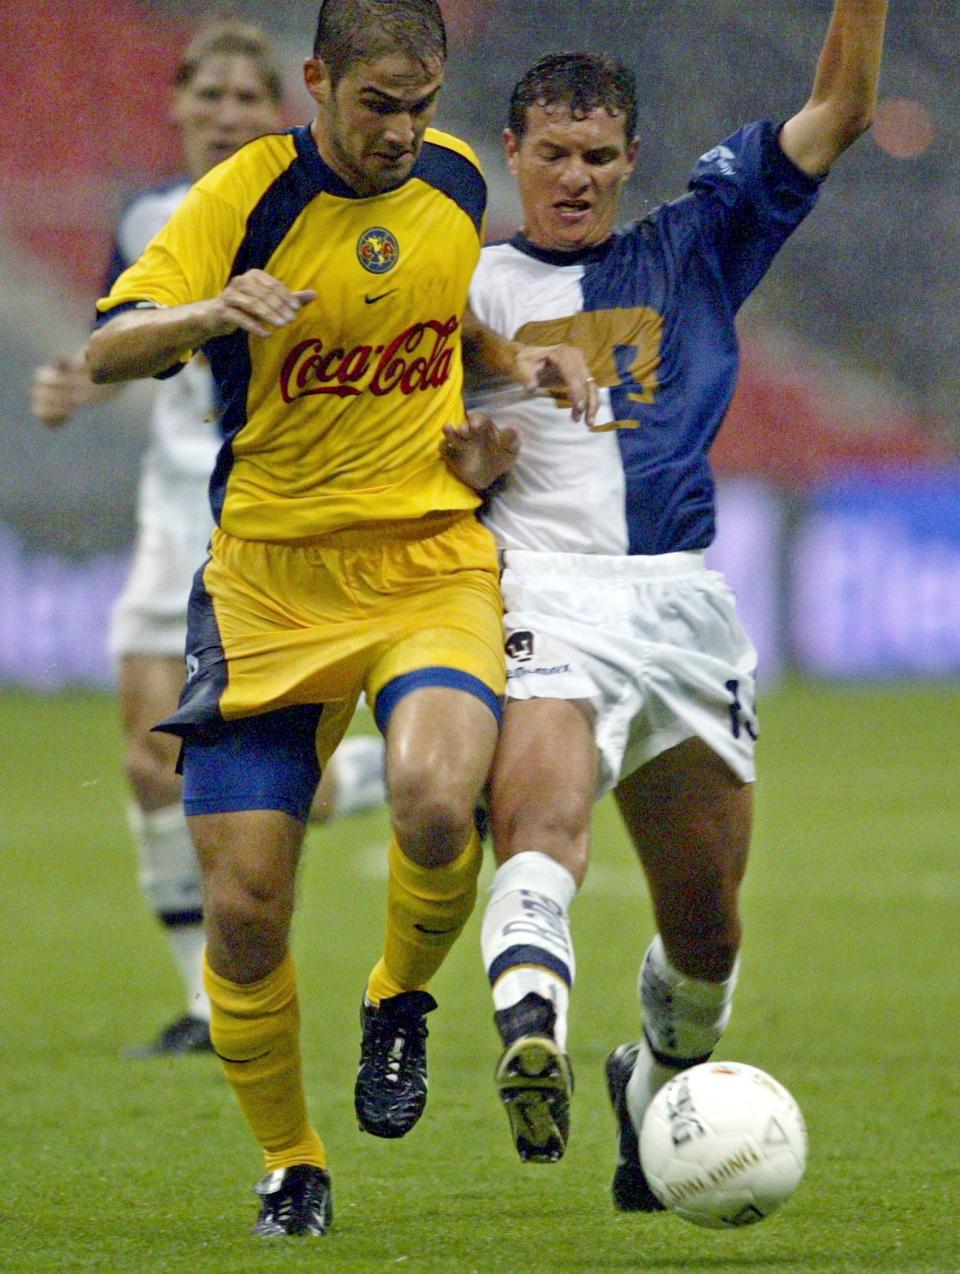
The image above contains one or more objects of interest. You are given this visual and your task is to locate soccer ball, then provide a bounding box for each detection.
[639,1061,807,1229]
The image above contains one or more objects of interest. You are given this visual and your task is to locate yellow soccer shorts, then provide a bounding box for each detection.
[157,511,505,821]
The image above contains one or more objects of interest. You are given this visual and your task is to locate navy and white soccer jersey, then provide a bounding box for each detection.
[470,120,820,556]
[469,122,820,791]
[105,181,220,490]
[106,181,220,659]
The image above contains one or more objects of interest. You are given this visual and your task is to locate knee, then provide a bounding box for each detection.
[492,804,590,884]
[389,765,475,865]
[203,867,290,981]
[205,862,283,931]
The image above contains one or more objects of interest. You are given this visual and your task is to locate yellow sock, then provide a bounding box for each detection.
[366,830,482,1004]
[204,951,326,1173]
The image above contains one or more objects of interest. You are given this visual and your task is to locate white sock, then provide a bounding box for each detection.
[481,851,577,1049]
[162,922,210,1023]
[330,735,386,817]
[128,802,210,1021]
[626,934,738,1135]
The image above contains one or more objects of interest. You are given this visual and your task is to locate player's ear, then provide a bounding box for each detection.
[303,57,332,107]
[504,128,520,175]
[623,136,640,180]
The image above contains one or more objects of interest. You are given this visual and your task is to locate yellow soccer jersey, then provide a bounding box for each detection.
[96,125,486,542]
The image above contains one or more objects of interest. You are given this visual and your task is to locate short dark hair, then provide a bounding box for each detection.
[508,53,637,143]
[174,19,285,105]
[313,0,447,85]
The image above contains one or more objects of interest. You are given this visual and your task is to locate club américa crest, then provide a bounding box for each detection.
[357,226,399,274]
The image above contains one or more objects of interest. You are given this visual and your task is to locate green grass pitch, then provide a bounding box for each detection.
[1,682,957,1272]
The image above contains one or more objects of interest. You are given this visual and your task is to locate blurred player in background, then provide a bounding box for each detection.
[31,19,385,1061]
[446,0,888,1199]
[84,0,592,1239]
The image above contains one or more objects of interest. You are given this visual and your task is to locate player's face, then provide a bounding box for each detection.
[506,104,639,252]
[172,54,282,181]
[305,52,444,196]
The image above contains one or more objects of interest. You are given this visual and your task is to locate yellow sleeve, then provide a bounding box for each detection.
[96,182,244,317]
[424,127,485,176]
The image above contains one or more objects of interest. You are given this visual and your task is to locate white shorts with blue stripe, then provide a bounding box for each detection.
[500,549,758,796]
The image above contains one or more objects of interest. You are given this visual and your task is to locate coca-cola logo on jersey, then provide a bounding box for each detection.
[280,316,458,403]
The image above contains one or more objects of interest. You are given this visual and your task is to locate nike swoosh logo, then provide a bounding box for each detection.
[365,289,398,305]
[414,922,459,934]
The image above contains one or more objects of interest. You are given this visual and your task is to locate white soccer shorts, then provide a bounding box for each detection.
[500,549,758,795]
[108,473,212,660]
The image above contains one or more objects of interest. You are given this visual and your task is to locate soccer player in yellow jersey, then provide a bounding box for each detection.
[33,18,386,1062]
[86,0,594,1239]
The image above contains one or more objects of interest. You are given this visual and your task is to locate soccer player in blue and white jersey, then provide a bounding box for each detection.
[32,20,385,1060]
[452,0,888,1195]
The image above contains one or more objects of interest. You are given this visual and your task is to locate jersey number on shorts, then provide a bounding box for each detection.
[725,679,758,742]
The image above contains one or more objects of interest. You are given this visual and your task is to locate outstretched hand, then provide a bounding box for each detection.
[31,355,99,427]
[513,343,599,428]
[441,411,519,492]
[204,269,317,340]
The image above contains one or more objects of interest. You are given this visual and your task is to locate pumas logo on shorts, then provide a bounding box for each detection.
[357,226,399,274]
[505,630,535,662]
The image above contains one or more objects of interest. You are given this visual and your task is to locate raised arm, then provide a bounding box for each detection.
[779,0,888,177]
[85,271,317,384]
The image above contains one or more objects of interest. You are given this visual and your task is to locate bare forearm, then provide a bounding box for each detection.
[462,306,598,426]
[780,0,888,175]
[85,376,123,405]
[66,350,122,406]
[85,303,216,383]
[811,0,888,104]
[86,270,319,384]
[461,307,520,392]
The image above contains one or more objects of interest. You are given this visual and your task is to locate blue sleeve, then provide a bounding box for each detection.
[685,119,823,310]
[94,197,136,334]
[94,211,132,333]
[101,188,144,294]
[90,242,129,336]
[102,238,128,294]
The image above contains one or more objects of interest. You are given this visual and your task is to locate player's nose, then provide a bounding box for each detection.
[383,113,416,148]
[215,95,244,127]
[558,159,591,192]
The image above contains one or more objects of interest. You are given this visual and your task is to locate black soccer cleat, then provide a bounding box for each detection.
[355,990,437,1138]
[252,1164,332,1237]
[605,1042,666,1212]
[123,1013,213,1060]
[494,993,573,1164]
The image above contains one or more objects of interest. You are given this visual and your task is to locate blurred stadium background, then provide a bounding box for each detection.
[1,0,958,685]
[2,7,959,1268]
